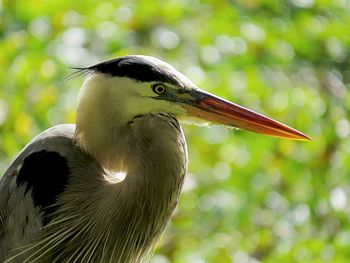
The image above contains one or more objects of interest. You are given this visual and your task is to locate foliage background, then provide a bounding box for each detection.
[1,0,350,262]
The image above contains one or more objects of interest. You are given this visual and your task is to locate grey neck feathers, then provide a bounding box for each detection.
[35,113,187,263]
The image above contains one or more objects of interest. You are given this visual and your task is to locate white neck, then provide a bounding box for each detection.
[74,74,138,170]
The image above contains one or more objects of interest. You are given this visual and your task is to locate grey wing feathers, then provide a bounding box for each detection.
[0,124,77,261]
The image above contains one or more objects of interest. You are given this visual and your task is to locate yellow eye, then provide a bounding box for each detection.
[152,84,167,94]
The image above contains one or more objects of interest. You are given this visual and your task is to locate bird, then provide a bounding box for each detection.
[0,55,310,263]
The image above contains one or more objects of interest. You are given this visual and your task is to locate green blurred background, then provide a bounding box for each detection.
[1,0,350,262]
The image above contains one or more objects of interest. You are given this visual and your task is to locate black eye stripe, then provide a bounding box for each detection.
[84,56,182,86]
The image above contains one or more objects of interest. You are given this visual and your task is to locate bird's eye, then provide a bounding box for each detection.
[152,84,167,95]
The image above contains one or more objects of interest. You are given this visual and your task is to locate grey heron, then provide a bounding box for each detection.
[0,55,310,262]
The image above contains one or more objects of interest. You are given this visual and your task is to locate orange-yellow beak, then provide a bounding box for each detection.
[182,90,310,141]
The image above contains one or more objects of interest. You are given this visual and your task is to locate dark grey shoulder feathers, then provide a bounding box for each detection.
[0,124,76,225]
[16,150,69,225]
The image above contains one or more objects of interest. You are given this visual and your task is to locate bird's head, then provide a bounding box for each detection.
[75,55,309,143]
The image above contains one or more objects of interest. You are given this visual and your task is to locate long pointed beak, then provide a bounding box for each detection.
[182,90,311,141]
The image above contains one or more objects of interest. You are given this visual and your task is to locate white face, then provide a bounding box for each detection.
[78,73,196,127]
[124,80,188,118]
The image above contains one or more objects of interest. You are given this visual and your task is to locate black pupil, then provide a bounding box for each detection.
[156,86,165,93]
